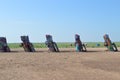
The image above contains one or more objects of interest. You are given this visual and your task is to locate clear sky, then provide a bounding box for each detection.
[0,0,120,43]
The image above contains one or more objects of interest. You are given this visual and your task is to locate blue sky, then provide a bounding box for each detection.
[0,0,120,43]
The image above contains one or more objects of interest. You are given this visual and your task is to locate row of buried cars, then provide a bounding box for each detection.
[0,34,118,52]
[0,35,59,52]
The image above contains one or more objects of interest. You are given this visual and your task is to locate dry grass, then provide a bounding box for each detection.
[0,48,120,80]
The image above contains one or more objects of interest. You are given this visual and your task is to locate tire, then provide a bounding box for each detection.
[53,42,59,52]
[112,43,118,52]
[82,44,87,52]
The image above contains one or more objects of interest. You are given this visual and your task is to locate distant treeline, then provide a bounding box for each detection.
[8,42,120,48]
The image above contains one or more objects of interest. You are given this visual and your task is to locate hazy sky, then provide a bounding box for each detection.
[0,0,120,43]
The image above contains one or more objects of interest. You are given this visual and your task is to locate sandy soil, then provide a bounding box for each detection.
[0,48,120,80]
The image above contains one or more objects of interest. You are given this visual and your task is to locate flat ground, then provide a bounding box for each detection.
[0,48,120,80]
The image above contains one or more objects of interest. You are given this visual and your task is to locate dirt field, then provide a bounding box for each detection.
[0,48,120,80]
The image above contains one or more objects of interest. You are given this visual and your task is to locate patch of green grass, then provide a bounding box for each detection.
[57,42,74,48]
[8,42,120,49]
[85,42,104,48]
[8,43,21,48]
[33,43,47,48]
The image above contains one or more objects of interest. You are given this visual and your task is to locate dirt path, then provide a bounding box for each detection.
[0,48,120,80]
